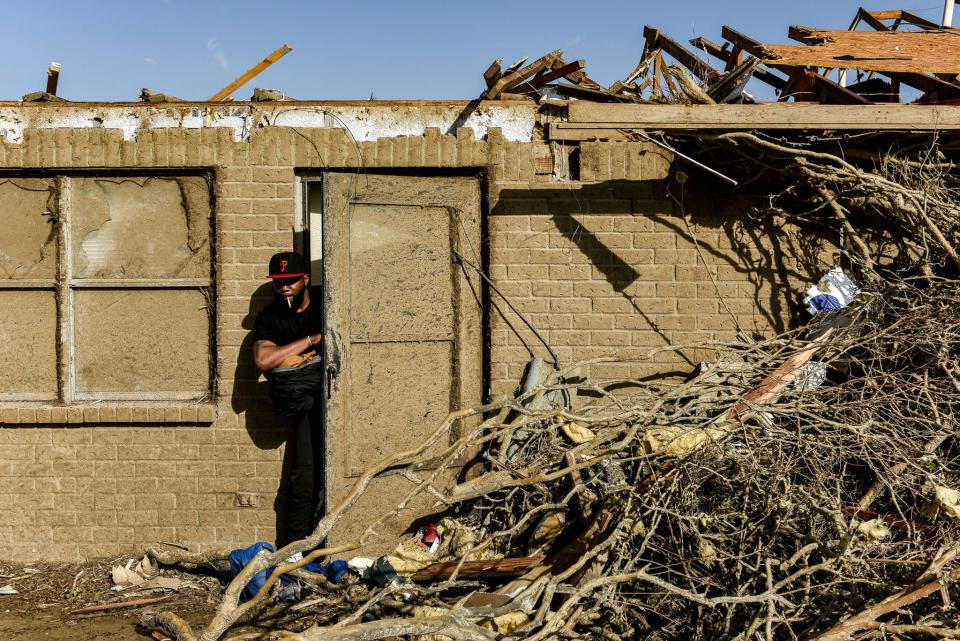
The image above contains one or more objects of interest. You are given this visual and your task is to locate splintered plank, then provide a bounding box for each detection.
[763,28,960,74]
[624,50,658,86]
[507,59,586,92]
[728,22,960,100]
[504,56,529,73]
[553,82,635,102]
[690,36,787,90]
[644,25,716,81]
[411,556,543,582]
[487,50,562,99]
[720,25,872,104]
[483,58,503,89]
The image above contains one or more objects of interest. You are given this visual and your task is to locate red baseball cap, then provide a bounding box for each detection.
[267,251,308,279]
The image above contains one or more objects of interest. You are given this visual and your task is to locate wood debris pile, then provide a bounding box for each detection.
[486,8,960,105]
[143,131,960,641]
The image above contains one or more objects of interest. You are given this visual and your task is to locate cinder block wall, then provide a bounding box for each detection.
[0,117,833,561]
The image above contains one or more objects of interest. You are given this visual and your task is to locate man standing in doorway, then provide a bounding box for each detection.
[252,251,324,547]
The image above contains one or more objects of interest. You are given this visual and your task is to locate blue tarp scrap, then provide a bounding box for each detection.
[228,541,349,602]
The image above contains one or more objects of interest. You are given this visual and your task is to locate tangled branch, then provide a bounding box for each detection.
[145,132,960,641]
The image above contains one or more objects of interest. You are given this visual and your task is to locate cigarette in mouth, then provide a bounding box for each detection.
[285,297,293,308]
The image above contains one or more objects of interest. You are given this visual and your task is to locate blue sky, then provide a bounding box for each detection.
[0,1,950,101]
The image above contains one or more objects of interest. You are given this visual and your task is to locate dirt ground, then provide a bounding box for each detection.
[0,557,219,641]
[0,610,215,641]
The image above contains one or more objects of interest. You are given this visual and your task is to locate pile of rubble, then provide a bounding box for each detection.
[482,8,960,104]
[140,127,960,641]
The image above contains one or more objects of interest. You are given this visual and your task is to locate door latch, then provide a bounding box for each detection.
[324,329,341,399]
[326,363,338,399]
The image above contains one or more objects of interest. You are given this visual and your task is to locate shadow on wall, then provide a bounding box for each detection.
[491,178,836,369]
[231,281,302,540]
[231,281,285,447]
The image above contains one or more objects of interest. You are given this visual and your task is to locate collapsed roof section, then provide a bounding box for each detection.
[17,8,960,110]
[481,7,960,106]
[8,8,960,152]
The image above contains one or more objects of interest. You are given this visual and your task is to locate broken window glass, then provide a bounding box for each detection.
[71,176,211,280]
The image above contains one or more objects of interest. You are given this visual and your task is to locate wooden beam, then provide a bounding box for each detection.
[883,70,960,100]
[508,59,585,92]
[689,36,725,58]
[800,68,874,104]
[412,556,543,582]
[900,10,942,29]
[644,25,717,81]
[553,82,634,102]
[659,51,681,98]
[867,10,904,21]
[787,24,821,43]
[724,44,744,72]
[46,62,60,96]
[690,36,787,90]
[783,67,816,102]
[773,66,873,105]
[624,51,657,86]
[852,8,890,32]
[867,9,943,29]
[482,58,503,89]
[720,25,768,58]
[208,44,292,102]
[721,25,872,104]
[558,103,960,131]
[487,49,561,99]
[546,125,634,141]
[557,59,603,89]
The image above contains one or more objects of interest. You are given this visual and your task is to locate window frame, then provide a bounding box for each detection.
[0,169,217,406]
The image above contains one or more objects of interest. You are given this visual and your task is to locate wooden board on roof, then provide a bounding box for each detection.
[761,29,960,74]
[560,103,960,131]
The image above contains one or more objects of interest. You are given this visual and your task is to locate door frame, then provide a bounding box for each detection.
[296,168,492,515]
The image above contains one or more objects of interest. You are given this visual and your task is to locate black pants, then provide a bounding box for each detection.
[278,407,324,547]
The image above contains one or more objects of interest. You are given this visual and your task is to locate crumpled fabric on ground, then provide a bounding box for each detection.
[642,423,732,457]
[383,517,500,576]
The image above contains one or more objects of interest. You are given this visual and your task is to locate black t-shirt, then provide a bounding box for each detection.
[253,287,323,346]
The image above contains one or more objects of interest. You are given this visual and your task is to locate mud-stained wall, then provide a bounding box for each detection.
[0,291,58,399]
[0,111,832,561]
[0,178,59,400]
[0,178,57,279]
[74,289,210,394]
